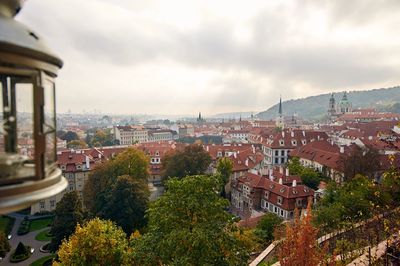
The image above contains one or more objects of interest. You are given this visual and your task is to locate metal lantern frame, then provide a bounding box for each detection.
[0,0,67,213]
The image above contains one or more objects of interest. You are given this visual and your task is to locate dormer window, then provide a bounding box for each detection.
[155,151,159,156]
[76,165,81,169]
[292,140,297,146]
[217,151,222,157]
[302,140,306,145]
[279,140,284,146]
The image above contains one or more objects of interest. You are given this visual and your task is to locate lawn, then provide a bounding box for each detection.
[29,254,56,266]
[0,215,16,234]
[29,218,53,232]
[35,229,52,242]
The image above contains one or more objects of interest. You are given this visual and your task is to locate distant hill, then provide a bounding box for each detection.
[211,111,255,119]
[257,86,400,121]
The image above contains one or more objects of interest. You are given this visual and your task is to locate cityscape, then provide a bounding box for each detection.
[1,0,400,266]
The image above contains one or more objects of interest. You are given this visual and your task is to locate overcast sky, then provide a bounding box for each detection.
[18,0,400,116]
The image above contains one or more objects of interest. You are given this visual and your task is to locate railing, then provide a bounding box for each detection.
[249,208,400,265]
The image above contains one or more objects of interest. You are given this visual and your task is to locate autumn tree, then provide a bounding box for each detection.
[49,191,84,252]
[130,175,249,265]
[83,148,150,233]
[162,144,212,179]
[0,232,10,257]
[278,201,332,266]
[216,157,233,198]
[339,146,380,181]
[67,139,88,149]
[54,218,130,266]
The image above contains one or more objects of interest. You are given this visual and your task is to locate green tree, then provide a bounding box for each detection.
[83,148,150,232]
[101,175,149,235]
[314,175,378,232]
[54,218,129,266]
[162,144,212,179]
[60,131,79,142]
[49,191,84,252]
[254,213,283,243]
[287,157,303,175]
[0,232,10,257]
[216,157,233,198]
[301,168,322,190]
[287,157,322,190]
[131,175,249,265]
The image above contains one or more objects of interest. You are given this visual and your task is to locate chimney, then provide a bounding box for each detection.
[291,131,294,137]
[302,130,305,137]
[85,155,90,169]
[245,159,249,166]
[368,136,372,140]
[269,169,273,180]
[282,131,285,138]
[279,178,283,185]
[285,168,289,176]
[234,152,237,158]
[340,146,344,153]
[252,145,255,153]
[317,135,320,140]
[279,166,283,174]
[206,146,209,152]
[292,179,297,187]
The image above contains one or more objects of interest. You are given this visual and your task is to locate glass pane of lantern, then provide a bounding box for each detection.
[42,75,56,167]
[0,80,4,153]
[15,82,35,160]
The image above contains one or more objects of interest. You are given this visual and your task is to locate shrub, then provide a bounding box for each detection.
[17,221,30,235]
[10,242,30,263]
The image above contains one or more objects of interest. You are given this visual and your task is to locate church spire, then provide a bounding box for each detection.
[278,95,282,115]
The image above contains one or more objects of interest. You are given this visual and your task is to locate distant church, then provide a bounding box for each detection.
[327,92,352,121]
[197,112,206,123]
[275,96,284,128]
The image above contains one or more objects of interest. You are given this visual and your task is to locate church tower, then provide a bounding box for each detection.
[275,96,284,129]
[337,91,352,114]
[327,93,337,120]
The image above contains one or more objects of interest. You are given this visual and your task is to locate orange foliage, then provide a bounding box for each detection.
[278,199,335,266]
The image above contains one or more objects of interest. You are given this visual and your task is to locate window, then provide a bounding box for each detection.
[281,150,285,156]
[279,140,284,146]
[40,201,45,209]
[275,150,279,156]
[277,196,283,205]
[274,206,278,213]
[280,209,284,217]
[264,191,269,199]
[50,200,55,207]
[292,140,297,146]
[274,158,278,164]
[296,198,302,207]
[217,151,222,157]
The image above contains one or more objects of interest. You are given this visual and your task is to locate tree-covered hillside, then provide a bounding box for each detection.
[257,86,400,121]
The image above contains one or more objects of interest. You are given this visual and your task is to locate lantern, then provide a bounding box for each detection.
[0,0,67,213]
